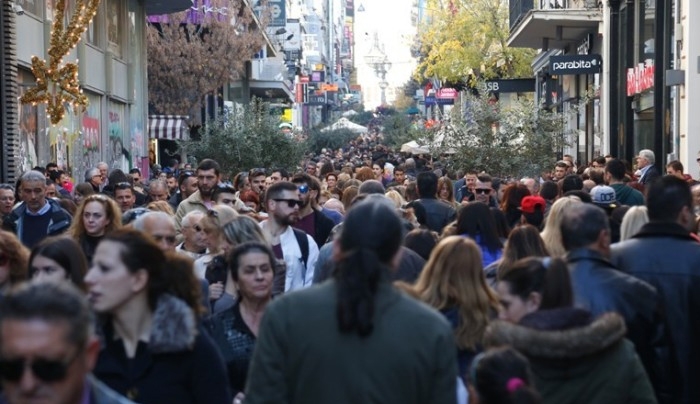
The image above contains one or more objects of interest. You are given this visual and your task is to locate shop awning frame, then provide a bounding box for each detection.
[148,115,190,141]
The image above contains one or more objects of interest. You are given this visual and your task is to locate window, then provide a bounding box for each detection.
[106,0,124,57]
[86,0,104,48]
[17,0,42,18]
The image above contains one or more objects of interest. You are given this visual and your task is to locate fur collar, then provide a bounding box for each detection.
[149,294,197,353]
[484,311,626,359]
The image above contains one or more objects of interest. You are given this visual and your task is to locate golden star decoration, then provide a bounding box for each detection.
[19,0,100,125]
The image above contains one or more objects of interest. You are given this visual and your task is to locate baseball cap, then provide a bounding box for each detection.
[590,185,617,208]
[520,196,546,214]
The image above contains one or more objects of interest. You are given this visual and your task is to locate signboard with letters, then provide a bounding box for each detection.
[626,60,654,96]
[483,79,536,93]
[549,54,602,75]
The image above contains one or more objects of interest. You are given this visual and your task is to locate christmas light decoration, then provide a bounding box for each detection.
[20,0,100,125]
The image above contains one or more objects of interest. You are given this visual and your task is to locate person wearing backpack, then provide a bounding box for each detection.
[260,181,319,292]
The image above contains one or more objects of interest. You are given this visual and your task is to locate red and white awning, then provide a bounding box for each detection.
[148,115,189,141]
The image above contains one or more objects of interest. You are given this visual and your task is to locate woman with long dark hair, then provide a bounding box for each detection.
[29,236,88,290]
[500,184,531,228]
[468,347,541,404]
[457,202,504,267]
[483,225,549,287]
[245,196,457,403]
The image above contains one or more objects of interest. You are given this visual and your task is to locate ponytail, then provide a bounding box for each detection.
[335,248,384,337]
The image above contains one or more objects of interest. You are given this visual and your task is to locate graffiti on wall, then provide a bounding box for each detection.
[107,105,128,172]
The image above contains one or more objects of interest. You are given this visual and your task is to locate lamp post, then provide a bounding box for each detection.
[364,33,392,106]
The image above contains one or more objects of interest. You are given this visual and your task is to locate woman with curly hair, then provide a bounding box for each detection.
[0,230,29,292]
[68,194,122,264]
[355,166,375,182]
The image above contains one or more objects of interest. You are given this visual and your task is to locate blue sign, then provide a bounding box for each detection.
[253,0,286,27]
[424,96,454,106]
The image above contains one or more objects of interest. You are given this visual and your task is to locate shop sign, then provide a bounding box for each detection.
[483,79,535,93]
[626,61,655,96]
[549,54,602,75]
[425,96,454,106]
[436,88,458,99]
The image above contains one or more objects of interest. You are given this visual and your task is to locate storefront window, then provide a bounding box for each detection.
[107,0,124,58]
[17,70,40,172]
[17,0,43,18]
[86,1,104,48]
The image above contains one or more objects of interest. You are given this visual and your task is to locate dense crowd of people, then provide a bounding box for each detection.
[0,135,697,404]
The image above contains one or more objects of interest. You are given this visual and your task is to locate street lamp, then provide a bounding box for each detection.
[364,33,392,105]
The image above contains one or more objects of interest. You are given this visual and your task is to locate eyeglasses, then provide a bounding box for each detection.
[152,235,177,244]
[0,350,80,382]
[274,199,303,208]
[114,182,133,190]
[216,184,237,194]
[474,189,491,194]
[298,185,309,194]
[179,170,195,180]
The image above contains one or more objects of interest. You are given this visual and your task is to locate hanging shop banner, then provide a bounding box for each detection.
[626,60,654,96]
[549,54,602,75]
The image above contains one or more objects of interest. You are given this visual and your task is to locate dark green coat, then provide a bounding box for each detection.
[245,280,457,404]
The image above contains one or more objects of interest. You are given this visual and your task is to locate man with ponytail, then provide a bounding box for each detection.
[245,196,457,403]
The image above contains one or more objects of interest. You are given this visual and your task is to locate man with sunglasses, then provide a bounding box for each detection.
[2,170,72,248]
[473,174,498,208]
[260,181,319,292]
[290,174,335,248]
[0,282,135,404]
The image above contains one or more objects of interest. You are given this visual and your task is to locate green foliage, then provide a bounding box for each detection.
[381,114,427,150]
[436,93,577,178]
[304,128,358,155]
[348,111,374,126]
[180,98,304,176]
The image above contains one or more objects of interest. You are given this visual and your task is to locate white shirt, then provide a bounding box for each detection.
[260,221,319,292]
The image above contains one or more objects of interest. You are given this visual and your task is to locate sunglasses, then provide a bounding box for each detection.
[298,185,309,194]
[114,182,133,190]
[0,350,80,382]
[274,198,303,208]
[474,189,491,194]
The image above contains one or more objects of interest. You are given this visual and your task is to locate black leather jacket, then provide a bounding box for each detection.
[611,221,700,404]
[566,248,675,404]
[415,197,456,233]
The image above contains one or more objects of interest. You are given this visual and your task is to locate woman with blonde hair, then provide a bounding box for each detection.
[540,196,582,257]
[68,194,122,264]
[619,206,649,241]
[412,235,500,378]
[0,230,29,292]
[384,189,406,209]
[146,200,175,216]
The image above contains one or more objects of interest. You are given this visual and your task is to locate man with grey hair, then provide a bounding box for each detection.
[85,168,102,193]
[132,211,178,252]
[177,211,207,260]
[0,282,135,404]
[636,149,660,186]
[96,162,109,191]
[520,177,540,195]
[2,170,72,248]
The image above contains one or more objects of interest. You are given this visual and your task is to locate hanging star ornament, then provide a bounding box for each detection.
[20,0,101,125]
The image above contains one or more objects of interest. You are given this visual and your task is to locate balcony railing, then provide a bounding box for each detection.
[509,0,601,30]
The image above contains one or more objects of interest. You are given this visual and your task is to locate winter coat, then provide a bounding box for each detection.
[1,199,72,246]
[415,197,457,233]
[244,279,457,404]
[610,183,644,206]
[485,308,657,404]
[93,294,232,404]
[611,221,700,404]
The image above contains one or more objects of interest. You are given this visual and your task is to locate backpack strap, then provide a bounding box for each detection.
[292,228,310,270]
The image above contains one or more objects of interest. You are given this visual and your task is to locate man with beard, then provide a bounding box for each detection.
[260,181,319,292]
[291,173,335,247]
[175,159,223,234]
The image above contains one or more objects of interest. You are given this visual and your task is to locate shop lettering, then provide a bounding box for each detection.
[626,61,655,96]
[552,59,597,71]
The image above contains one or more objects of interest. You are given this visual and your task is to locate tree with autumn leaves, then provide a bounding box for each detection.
[414,0,535,84]
[147,0,267,123]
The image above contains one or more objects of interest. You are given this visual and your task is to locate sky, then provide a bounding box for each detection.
[353,0,418,109]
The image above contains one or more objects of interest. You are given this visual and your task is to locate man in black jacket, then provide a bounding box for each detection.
[561,203,676,404]
[415,171,456,233]
[611,175,699,404]
[2,170,71,248]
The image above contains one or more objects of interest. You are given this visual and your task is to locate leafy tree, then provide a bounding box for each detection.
[180,98,304,176]
[147,0,266,122]
[304,128,358,154]
[414,0,535,83]
[382,114,428,150]
[348,110,374,126]
[432,93,578,178]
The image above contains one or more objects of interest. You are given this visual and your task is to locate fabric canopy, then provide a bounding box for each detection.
[148,115,189,140]
[321,117,368,134]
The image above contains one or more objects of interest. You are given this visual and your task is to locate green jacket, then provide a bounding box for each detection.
[611,183,645,206]
[485,309,657,404]
[245,280,457,404]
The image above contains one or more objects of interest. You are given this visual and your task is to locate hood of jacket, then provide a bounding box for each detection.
[149,294,197,353]
[484,308,626,360]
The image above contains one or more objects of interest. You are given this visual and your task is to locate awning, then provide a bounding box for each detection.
[148,115,190,141]
[508,9,602,49]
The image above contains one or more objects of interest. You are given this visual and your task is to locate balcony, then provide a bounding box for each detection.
[508,0,602,49]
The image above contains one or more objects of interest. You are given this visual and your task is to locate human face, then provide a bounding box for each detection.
[270,190,301,226]
[143,218,177,252]
[236,251,273,301]
[59,174,70,184]
[251,175,266,194]
[394,171,405,184]
[666,167,684,179]
[215,192,237,209]
[129,172,141,184]
[89,173,101,187]
[30,255,68,284]
[98,164,108,181]
[554,166,566,180]
[82,201,110,237]
[44,185,57,199]
[306,164,317,176]
[197,169,219,197]
[438,184,450,201]
[326,175,337,190]
[636,156,649,169]
[20,180,47,214]
[372,165,382,179]
[465,174,477,191]
[474,182,492,204]
[166,177,178,193]
[496,281,539,323]
[297,183,311,209]
[85,241,146,313]
[0,189,15,215]
[0,320,94,404]
[182,177,198,198]
[270,172,285,184]
[148,186,169,202]
[114,189,135,212]
[182,219,207,251]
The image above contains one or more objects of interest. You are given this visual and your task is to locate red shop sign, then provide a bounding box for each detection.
[627,61,655,96]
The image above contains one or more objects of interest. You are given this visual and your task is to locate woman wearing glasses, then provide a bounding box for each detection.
[68,194,122,264]
[86,229,231,404]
